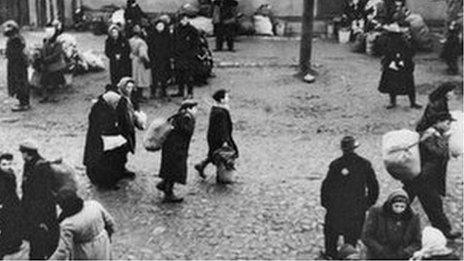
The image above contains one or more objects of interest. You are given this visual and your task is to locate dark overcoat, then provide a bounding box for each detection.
[378,33,416,96]
[416,98,449,133]
[21,156,60,259]
[159,111,196,184]
[41,39,66,88]
[105,37,132,85]
[6,35,28,98]
[147,28,173,83]
[173,23,201,73]
[0,170,23,257]
[362,197,421,260]
[83,94,135,186]
[321,153,379,236]
[207,106,238,159]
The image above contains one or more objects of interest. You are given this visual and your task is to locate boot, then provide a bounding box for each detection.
[194,160,208,179]
[162,182,183,203]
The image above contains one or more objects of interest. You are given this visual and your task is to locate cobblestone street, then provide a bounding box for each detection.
[0,32,462,259]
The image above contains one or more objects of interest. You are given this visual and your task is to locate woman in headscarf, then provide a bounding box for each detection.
[83,78,140,190]
[362,189,421,260]
[40,20,66,103]
[148,18,173,99]
[416,82,456,133]
[157,100,198,203]
[129,25,152,100]
[49,190,115,260]
[105,24,131,85]
[3,20,30,112]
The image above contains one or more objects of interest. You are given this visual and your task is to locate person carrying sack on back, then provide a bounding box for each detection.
[403,112,461,240]
[195,89,238,182]
[156,100,198,203]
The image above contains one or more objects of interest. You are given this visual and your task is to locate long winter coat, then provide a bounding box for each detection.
[0,170,23,257]
[148,28,172,84]
[416,127,450,196]
[105,36,132,85]
[173,23,201,73]
[41,38,66,88]
[207,106,238,159]
[21,155,60,259]
[5,34,28,98]
[83,92,136,187]
[130,36,152,88]
[49,200,115,260]
[378,33,416,96]
[321,152,379,235]
[159,111,196,184]
[362,191,421,260]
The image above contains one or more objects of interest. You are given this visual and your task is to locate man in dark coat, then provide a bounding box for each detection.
[172,13,201,99]
[147,19,173,99]
[378,30,422,109]
[3,20,30,112]
[19,141,59,260]
[321,136,379,259]
[105,24,132,85]
[0,153,24,258]
[157,100,198,203]
[212,0,238,52]
[195,89,238,178]
[404,112,461,240]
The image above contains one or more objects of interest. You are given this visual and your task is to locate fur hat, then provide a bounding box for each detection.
[0,152,13,161]
[180,99,198,111]
[341,136,360,151]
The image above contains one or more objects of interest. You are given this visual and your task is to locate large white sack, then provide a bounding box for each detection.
[57,33,78,59]
[189,16,214,35]
[80,50,105,71]
[111,9,126,26]
[449,110,463,157]
[382,129,421,181]
[253,15,274,36]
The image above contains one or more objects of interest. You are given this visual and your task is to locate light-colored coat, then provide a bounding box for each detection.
[49,200,115,260]
[129,36,152,88]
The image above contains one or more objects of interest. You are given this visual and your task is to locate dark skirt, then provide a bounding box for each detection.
[378,69,415,95]
[86,146,129,188]
[41,70,65,90]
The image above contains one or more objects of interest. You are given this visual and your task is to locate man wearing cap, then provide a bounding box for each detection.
[19,141,59,259]
[321,136,379,259]
[157,100,198,202]
[3,20,30,112]
[0,153,26,259]
[404,112,461,240]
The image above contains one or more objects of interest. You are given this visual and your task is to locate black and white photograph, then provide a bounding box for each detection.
[0,0,462,259]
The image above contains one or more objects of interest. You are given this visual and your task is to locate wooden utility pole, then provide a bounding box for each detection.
[299,0,315,77]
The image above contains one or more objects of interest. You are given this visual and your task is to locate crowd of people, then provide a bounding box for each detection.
[0,0,462,260]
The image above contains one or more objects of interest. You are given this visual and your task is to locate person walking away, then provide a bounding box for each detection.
[83,78,140,190]
[416,82,456,133]
[172,12,201,99]
[130,25,152,100]
[403,112,462,240]
[148,19,172,99]
[320,136,379,259]
[3,20,30,112]
[49,190,115,260]
[157,100,198,203]
[195,89,238,179]
[0,153,28,259]
[440,21,462,75]
[40,23,66,103]
[411,226,458,260]
[362,189,421,260]
[19,140,59,260]
[105,24,131,85]
[377,27,422,109]
[124,0,147,37]
[212,0,238,52]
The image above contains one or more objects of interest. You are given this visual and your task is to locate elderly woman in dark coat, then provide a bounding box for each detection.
[83,79,140,190]
[416,82,456,133]
[3,20,30,112]
[148,19,172,99]
[378,30,422,109]
[195,89,238,180]
[157,100,198,203]
[105,25,132,85]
